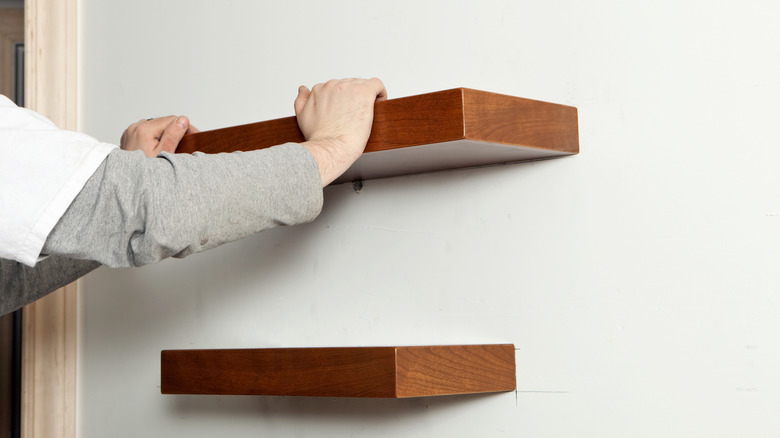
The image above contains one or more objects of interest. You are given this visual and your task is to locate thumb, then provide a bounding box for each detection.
[294,85,311,116]
[156,116,189,154]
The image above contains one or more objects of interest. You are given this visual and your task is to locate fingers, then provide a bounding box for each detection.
[294,77,388,186]
[366,77,388,102]
[120,115,195,157]
[156,116,190,154]
[137,116,179,138]
[299,78,386,105]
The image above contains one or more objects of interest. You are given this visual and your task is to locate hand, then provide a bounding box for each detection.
[120,116,200,157]
[294,78,387,186]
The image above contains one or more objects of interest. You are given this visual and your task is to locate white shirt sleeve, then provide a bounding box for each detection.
[0,95,117,266]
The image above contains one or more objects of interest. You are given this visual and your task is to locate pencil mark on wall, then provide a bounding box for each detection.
[515,389,572,407]
[736,387,759,393]
[516,390,572,394]
[336,224,434,235]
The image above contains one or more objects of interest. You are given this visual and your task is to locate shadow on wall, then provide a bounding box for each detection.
[164,391,504,422]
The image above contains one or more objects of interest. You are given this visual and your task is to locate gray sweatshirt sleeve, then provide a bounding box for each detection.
[1,143,322,314]
[42,143,324,267]
[0,256,100,314]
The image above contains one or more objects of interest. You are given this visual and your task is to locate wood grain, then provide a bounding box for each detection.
[175,88,578,183]
[161,344,516,398]
[463,88,579,153]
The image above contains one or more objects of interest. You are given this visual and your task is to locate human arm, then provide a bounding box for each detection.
[39,78,386,266]
[2,142,320,313]
[1,78,384,310]
[41,143,322,268]
[40,78,386,264]
[2,116,320,314]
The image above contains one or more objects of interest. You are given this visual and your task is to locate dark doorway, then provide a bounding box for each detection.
[1,4,25,437]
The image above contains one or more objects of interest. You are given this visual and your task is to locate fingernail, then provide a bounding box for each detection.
[176,116,188,128]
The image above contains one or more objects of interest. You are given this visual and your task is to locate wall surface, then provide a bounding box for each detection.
[78,1,780,437]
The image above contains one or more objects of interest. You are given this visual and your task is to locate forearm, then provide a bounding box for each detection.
[42,143,323,268]
[0,256,100,315]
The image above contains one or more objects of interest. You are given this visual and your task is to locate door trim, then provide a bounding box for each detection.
[21,0,79,437]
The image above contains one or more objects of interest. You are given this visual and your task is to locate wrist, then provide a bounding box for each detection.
[301,137,363,187]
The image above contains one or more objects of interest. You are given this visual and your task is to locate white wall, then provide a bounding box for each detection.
[78,1,780,437]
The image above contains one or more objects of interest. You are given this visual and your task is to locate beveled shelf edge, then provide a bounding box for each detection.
[161,344,516,398]
[175,88,578,184]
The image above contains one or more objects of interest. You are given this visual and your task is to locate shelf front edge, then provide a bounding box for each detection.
[175,88,467,155]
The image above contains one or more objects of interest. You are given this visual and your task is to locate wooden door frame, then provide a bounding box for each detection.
[21,0,79,437]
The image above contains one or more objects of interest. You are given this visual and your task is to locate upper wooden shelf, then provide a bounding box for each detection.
[161,344,516,398]
[176,88,578,184]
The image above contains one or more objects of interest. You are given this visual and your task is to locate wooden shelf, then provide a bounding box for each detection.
[161,344,516,398]
[176,88,578,184]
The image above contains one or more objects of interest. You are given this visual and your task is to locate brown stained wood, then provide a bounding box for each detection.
[175,89,578,183]
[161,344,516,398]
[176,89,467,155]
[178,116,305,155]
[394,345,516,397]
[463,88,579,154]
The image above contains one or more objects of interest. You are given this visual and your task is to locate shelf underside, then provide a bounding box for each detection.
[161,344,516,398]
[335,138,570,183]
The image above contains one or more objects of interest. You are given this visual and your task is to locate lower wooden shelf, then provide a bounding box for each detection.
[161,344,516,398]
